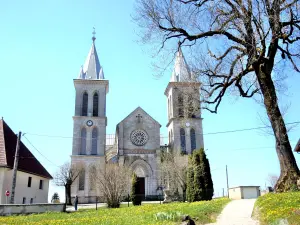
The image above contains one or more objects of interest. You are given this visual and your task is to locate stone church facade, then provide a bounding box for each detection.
[71,36,204,203]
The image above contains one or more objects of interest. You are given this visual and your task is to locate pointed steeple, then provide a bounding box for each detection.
[79,28,104,80]
[170,45,191,82]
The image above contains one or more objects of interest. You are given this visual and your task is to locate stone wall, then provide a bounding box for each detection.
[0,203,66,216]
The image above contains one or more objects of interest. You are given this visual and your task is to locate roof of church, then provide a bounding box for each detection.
[294,139,300,152]
[117,106,161,127]
[0,119,53,179]
[170,47,192,82]
[78,36,104,80]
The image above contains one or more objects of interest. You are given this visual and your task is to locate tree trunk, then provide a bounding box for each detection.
[256,65,300,192]
[65,183,72,205]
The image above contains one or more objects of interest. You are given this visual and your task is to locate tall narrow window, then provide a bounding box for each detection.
[169,131,171,145]
[91,128,97,155]
[80,128,86,155]
[178,94,184,117]
[93,92,98,117]
[180,128,186,153]
[187,95,194,118]
[39,180,43,190]
[89,166,96,190]
[168,98,170,119]
[170,95,172,117]
[79,170,85,191]
[27,177,32,187]
[190,128,196,152]
[82,92,88,116]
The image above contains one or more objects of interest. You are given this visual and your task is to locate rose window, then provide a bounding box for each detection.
[130,129,148,146]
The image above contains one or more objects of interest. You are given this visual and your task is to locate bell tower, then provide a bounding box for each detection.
[71,30,109,203]
[165,47,204,154]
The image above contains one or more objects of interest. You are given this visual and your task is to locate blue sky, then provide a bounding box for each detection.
[1,0,299,202]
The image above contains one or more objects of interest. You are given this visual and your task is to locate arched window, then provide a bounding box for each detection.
[80,128,86,155]
[93,92,98,117]
[178,93,184,117]
[89,166,96,190]
[187,95,194,118]
[91,128,97,155]
[190,128,196,152]
[170,95,172,117]
[168,98,170,119]
[78,169,85,191]
[82,92,88,116]
[180,128,186,153]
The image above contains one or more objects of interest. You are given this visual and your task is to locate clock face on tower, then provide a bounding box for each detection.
[86,120,93,127]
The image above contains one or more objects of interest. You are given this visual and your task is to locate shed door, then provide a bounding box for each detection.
[242,188,258,199]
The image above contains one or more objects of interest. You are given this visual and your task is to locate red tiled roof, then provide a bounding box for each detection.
[294,139,300,153]
[0,119,52,179]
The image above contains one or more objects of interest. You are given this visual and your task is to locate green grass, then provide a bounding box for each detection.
[255,192,300,225]
[0,198,230,225]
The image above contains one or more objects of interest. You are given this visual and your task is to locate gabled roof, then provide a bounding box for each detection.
[117,107,161,127]
[294,139,300,153]
[0,119,52,179]
[78,38,104,80]
[170,47,192,82]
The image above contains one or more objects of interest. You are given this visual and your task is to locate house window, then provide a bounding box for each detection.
[190,128,196,152]
[180,128,186,153]
[79,170,85,191]
[30,198,33,204]
[22,197,26,204]
[93,92,99,117]
[80,128,86,155]
[91,128,97,155]
[82,92,88,116]
[27,177,32,187]
[39,180,43,190]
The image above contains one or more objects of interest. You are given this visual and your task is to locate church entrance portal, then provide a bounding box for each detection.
[136,177,145,200]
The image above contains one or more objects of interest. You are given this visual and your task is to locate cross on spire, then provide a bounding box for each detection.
[136,114,143,123]
[92,27,96,42]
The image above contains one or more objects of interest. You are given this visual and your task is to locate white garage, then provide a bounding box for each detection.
[229,186,260,199]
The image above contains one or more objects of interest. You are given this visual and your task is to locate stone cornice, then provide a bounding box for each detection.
[123,149,157,154]
[73,79,109,93]
[71,155,105,158]
[166,117,203,127]
[164,82,201,96]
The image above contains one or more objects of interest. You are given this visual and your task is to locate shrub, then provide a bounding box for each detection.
[131,173,142,205]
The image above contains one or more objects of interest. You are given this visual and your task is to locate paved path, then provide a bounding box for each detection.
[207,199,259,225]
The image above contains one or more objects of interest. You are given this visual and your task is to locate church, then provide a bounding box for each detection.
[71,34,204,203]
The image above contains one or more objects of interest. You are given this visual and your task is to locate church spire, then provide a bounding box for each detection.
[78,28,104,80]
[170,44,191,82]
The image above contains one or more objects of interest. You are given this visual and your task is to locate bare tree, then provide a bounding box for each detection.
[134,0,300,191]
[160,149,188,201]
[90,163,131,208]
[267,173,279,189]
[54,162,84,205]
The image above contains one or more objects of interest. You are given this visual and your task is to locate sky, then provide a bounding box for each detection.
[0,0,299,202]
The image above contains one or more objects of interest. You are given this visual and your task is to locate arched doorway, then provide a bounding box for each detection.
[130,159,153,200]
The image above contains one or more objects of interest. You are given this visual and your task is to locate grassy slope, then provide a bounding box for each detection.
[255,192,300,225]
[0,198,230,225]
